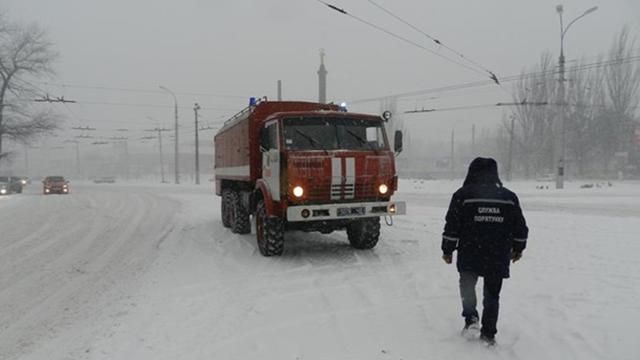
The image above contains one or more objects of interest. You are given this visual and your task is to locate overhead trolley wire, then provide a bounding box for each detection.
[37,81,248,99]
[366,0,500,83]
[315,0,491,79]
[351,55,640,103]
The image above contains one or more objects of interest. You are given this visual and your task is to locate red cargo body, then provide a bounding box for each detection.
[215,101,339,190]
[214,100,406,256]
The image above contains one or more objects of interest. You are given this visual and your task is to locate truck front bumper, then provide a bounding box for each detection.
[286,201,406,222]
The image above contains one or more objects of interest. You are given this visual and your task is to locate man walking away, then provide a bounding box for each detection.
[441,157,528,345]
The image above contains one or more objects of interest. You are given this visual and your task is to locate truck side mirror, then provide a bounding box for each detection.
[394,130,403,153]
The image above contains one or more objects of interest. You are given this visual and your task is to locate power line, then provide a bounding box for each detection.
[315,0,490,79]
[71,100,238,111]
[402,100,635,115]
[33,94,76,103]
[38,81,248,99]
[351,55,640,103]
[366,0,498,79]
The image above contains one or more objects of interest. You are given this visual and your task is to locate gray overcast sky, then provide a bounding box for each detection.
[2,0,639,150]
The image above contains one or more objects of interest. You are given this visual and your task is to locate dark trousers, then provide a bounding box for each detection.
[459,271,503,337]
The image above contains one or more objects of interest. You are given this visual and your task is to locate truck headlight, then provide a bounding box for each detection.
[0,189,6,194]
[293,186,304,198]
[378,184,389,195]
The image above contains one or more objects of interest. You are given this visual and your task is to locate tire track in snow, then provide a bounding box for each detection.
[0,185,179,360]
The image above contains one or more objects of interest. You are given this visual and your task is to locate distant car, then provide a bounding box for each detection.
[0,181,9,195]
[0,176,22,194]
[43,176,70,195]
[18,176,30,185]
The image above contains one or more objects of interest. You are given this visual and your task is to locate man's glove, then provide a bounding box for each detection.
[511,251,522,263]
[442,254,453,264]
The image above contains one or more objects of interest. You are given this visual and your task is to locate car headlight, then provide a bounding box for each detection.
[292,186,304,198]
[0,189,6,194]
[378,184,389,195]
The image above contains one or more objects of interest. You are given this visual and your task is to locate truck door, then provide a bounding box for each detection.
[261,120,281,201]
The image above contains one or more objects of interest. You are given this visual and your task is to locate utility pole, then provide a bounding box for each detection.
[450,128,455,180]
[555,4,598,189]
[146,128,170,183]
[194,102,201,185]
[507,115,516,181]
[471,124,476,156]
[160,85,179,184]
[23,144,30,175]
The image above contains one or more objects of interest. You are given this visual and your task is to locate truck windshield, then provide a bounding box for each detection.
[283,117,388,151]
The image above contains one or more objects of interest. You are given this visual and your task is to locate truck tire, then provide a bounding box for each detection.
[347,217,380,249]
[221,190,232,228]
[230,191,251,234]
[255,199,284,256]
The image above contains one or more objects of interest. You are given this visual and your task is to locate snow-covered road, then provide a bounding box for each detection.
[0,184,178,359]
[1,180,639,360]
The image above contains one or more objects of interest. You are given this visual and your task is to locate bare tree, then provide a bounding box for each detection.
[600,27,640,174]
[565,57,605,177]
[509,53,557,178]
[506,27,640,179]
[0,17,58,161]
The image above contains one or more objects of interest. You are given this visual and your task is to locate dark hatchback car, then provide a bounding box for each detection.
[43,176,70,195]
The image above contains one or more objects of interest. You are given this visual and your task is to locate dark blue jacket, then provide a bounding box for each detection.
[442,182,528,279]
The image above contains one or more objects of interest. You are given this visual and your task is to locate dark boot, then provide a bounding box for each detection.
[479,333,496,346]
[461,316,480,339]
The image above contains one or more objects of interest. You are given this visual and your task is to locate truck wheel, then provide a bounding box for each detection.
[255,199,284,256]
[221,190,232,228]
[230,191,251,234]
[347,217,380,249]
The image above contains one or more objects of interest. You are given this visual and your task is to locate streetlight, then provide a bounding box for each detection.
[555,4,598,189]
[159,85,179,184]
[193,102,201,185]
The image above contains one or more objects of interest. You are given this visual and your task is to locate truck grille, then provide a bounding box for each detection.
[304,179,380,202]
[331,183,354,199]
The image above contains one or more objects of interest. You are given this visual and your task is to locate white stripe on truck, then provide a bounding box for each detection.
[331,158,341,200]
[344,157,355,199]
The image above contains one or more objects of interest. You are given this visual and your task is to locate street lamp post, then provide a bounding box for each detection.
[555,4,598,189]
[159,85,179,184]
[193,102,201,185]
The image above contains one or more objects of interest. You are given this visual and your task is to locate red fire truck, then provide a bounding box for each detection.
[214,99,406,256]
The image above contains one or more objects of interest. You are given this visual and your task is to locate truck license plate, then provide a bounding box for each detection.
[337,207,365,217]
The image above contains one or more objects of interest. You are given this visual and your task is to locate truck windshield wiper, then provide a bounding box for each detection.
[295,129,329,154]
[345,129,378,153]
